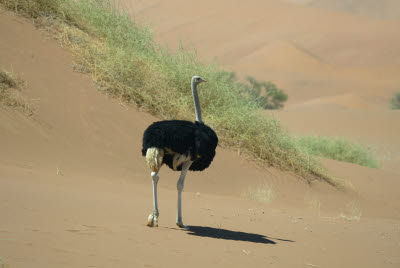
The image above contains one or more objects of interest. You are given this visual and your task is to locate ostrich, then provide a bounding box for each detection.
[142,75,218,228]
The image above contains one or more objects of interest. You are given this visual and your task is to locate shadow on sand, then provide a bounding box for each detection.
[180,226,294,245]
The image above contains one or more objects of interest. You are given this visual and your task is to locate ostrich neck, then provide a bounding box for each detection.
[191,80,202,122]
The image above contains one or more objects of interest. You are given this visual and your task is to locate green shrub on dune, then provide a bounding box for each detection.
[296,136,378,168]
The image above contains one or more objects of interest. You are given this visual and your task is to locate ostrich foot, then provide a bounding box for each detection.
[147,212,159,227]
[176,220,187,229]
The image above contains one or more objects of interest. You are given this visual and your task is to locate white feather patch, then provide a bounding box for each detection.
[146,147,164,172]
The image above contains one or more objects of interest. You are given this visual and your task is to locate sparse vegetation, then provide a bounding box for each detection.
[0,69,32,114]
[0,0,343,186]
[390,92,400,109]
[296,135,378,168]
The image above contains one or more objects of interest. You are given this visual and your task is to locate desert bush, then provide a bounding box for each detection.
[243,76,288,109]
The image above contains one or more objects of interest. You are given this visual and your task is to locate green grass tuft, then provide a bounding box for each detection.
[296,135,378,168]
[0,0,343,187]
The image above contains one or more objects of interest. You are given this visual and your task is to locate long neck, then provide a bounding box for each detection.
[191,80,202,123]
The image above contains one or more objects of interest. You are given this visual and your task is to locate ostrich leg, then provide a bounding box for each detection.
[147,171,160,227]
[176,161,193,228]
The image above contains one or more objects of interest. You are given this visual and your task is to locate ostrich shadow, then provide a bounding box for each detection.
[179,226,294,245]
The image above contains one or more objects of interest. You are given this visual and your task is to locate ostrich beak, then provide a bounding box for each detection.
[201,79,207,83]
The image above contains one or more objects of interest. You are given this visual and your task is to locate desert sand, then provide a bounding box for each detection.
[1,1,400,267]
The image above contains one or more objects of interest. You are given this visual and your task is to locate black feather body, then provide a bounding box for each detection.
[142,120,218,171]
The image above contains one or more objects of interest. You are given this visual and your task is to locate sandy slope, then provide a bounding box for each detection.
[0,4,400,268]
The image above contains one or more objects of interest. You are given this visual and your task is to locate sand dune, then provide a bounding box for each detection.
[1,2,400,268]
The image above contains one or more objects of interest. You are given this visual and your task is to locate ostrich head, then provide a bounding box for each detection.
[192,75,207,85]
